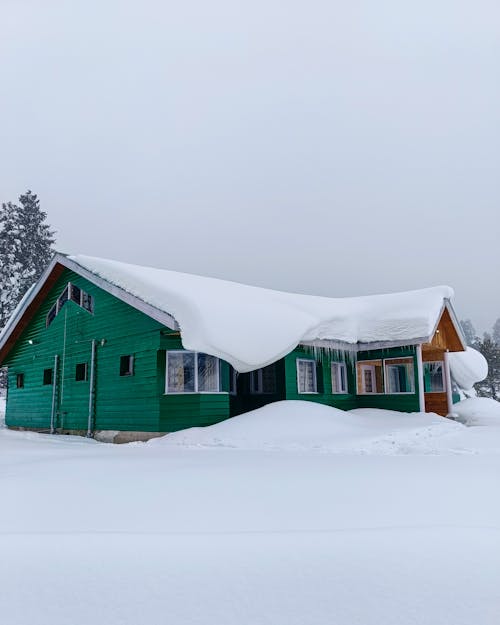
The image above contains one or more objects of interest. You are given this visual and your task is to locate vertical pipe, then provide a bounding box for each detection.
[416,344,425,413]
[87,339,97,437]
[443,350,453,416]
[50,354,59,434]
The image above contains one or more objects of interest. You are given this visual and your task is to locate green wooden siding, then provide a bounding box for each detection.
[4,269,166,432]
[283,346,358,410]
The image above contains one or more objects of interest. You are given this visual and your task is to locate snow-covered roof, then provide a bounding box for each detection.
[0,253,464,372]
[62,254,458,372]
[449,347,488,391]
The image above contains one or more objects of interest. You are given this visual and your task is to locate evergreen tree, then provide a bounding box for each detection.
[474,333,500,399]
[0,191,55,386]
[492,318,500,345]
[460,319,478,347]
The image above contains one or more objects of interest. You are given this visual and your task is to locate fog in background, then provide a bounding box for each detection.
[1,0,499,332]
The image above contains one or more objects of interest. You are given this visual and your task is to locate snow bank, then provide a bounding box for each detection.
[150,400,463,454]
[68,255,454,372]
[449,347,488,390]
[452,397,500,426]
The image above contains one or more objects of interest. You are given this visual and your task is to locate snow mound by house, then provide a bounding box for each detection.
[67,254,455,372]
[150,400,464,454]
[449,347,488,390]
[452,397,500,426]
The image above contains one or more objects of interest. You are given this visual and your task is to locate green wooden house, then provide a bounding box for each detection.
[0,254,467,442]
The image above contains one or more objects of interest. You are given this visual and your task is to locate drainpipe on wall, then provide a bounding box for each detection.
[50,354,59,434]
[416,344,425,413]
[443,350,453,416]
[87,339,97,438]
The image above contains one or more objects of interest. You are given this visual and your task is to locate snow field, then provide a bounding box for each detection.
[1,399,500,624]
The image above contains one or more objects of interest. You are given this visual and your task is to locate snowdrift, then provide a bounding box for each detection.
[150,400,463,454]
[449,347,488,390]
[453,397,500,426]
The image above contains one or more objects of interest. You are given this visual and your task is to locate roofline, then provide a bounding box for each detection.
[0,253,179,363]
[300,337,431,353]
[443,298,467,351]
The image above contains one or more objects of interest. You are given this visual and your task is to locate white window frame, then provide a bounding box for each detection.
[423,360,446,394]
[331,362,348,394]
[165,350,222,394]
[359,363,379,394]
[383,357,415,395]
[296,358,318,394]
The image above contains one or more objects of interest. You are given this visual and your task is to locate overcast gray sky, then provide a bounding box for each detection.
[1,0,499,332]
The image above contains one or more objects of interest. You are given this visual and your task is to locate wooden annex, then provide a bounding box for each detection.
[0,254,467,442]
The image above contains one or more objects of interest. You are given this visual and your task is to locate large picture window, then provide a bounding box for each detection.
[331,362,348,394]
[166,351,220,393]
[384,358,415,394]
[297,359,317,393]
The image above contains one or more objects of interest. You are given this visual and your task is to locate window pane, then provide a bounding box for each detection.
[82,292,94,313]
[385,360,415,394]
[16,373,24,388]
[261,365,276,393]
[298,360,316,393]
[331,363,347,393]
[120,355,134,376]
[46,304,57,327]
[75,363,88,381]
[58,285,69,310]
[43,368,53,385]
[424,362,445,392]
[357,361,383,394]
[198,354,219,392]
[167,352,195,392]
[70,284,81,305]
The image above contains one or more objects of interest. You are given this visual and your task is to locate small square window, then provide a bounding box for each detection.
[75,363,88,381]
[82,292,94,313]
[70,284,82,305]
[16,373,25,388]
[43,368,53,385]
[120,355,134,376]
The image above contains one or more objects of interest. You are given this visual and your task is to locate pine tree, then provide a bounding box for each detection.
[0,190,55,387]
[474,333,500,399]
[460,319,478,347]
[492,318,500,345]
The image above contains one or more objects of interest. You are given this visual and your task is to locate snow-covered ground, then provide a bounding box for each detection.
[1,399,500,624]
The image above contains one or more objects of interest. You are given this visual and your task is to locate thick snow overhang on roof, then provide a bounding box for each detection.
[449,347,488,391]
[0,253,466,372]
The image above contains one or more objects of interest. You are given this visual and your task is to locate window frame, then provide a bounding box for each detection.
[296,358,318,394]
[43,368,54,386]
[16,373,25,389]
[331,362,348,394]
[119,355,135,377]
[165,350,222,394]
[357,361,384,395]
[75,362,88,382]
[423,360,446,394]
[383,357,415,395]
[46,282,94,328]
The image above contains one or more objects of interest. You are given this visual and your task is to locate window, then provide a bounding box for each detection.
[297,359,317,393]
[75,362,88,382]
[384,358,415,394]
[43,368,53,385]
[250,364,276,394]
[166,351,220,393]
[16,373,24,388]
[331,362,348,394]
[120,355,134,377]
[229,367,238,395]
[46,283,94,327]
[357,360,384,394]
[423,361,445,393]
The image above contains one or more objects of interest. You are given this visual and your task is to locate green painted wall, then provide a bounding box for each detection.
[4,269,166,432]
[283,346,358,410]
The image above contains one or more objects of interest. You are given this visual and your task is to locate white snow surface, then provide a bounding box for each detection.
[453,397,500,426]
[449,346,488,390]
[2,399,500,625]
[68,254,455,371]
